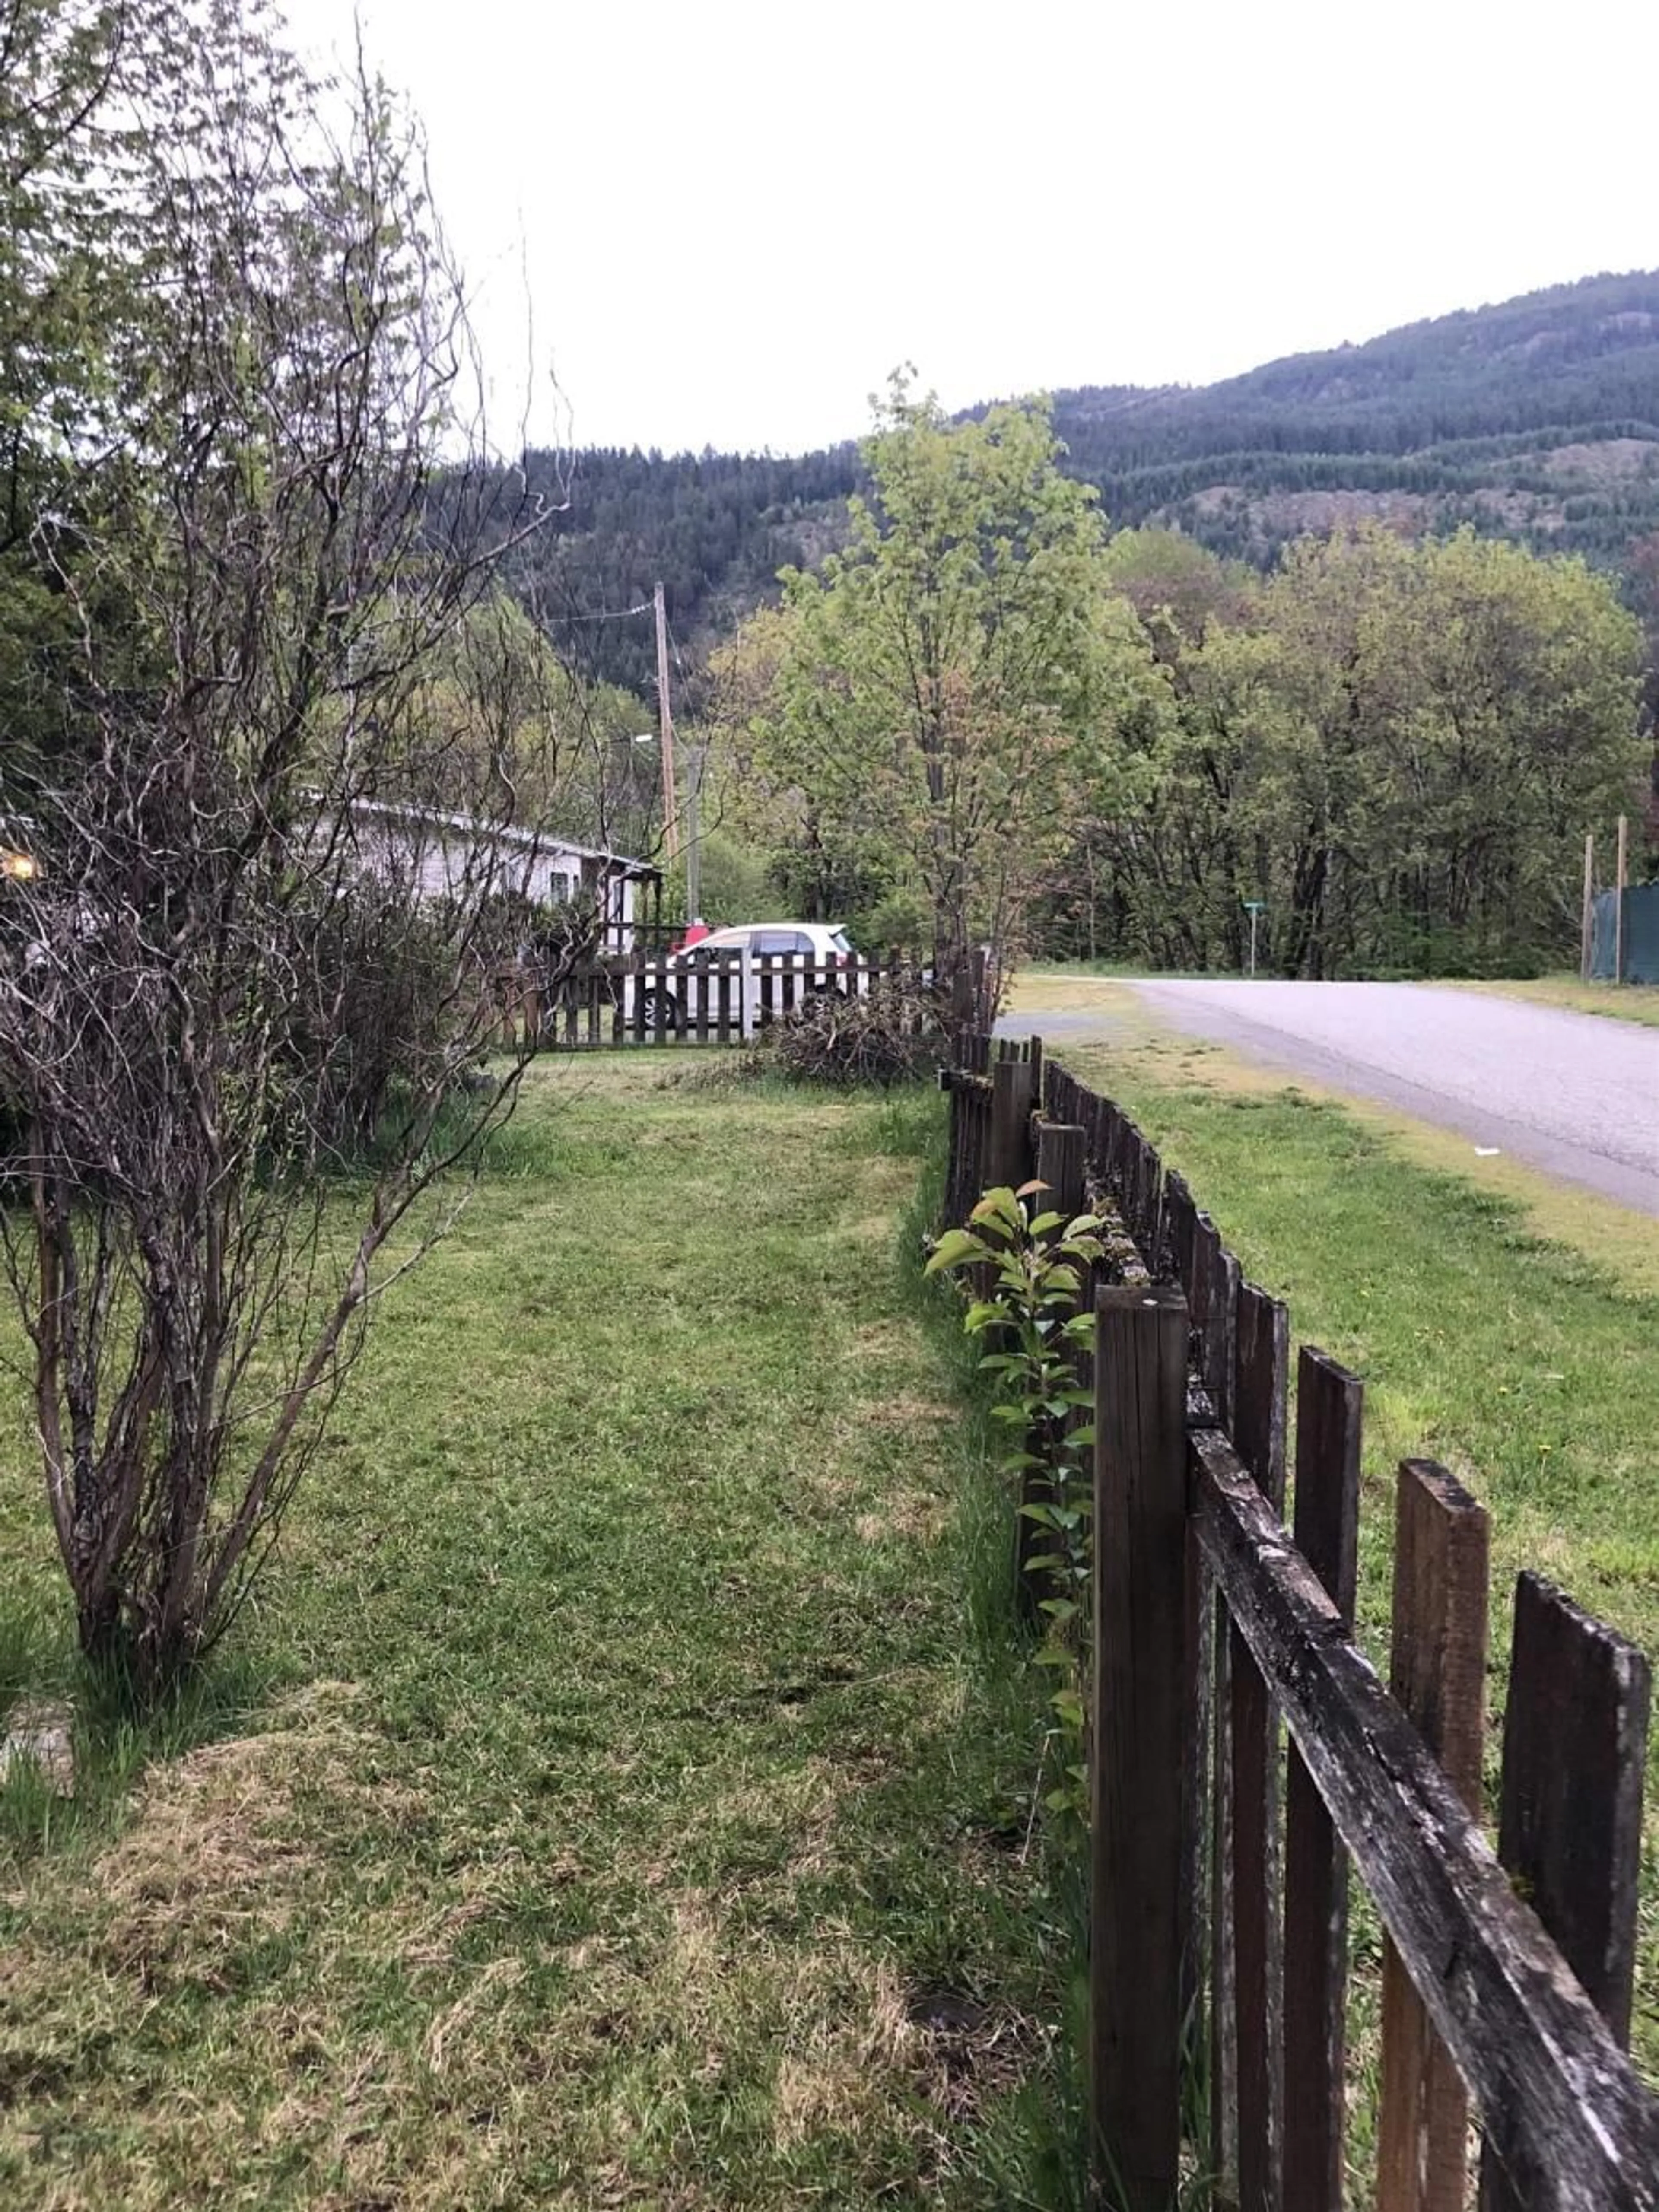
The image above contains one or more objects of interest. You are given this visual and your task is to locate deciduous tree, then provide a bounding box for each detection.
[1068,523,1645,976]
[720,376,1158,1016]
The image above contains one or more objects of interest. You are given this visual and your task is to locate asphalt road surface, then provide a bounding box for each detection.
[1119,980,1659,1216]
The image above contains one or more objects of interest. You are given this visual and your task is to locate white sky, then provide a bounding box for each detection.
[281,0,1659,459]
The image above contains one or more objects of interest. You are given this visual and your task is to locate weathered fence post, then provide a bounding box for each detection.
[739,935,755,1043]
[694,952,711,1043]
[1478,1574,1653,2211]
[1092,1284,1190,2212]
[1282,1347,1363,2212]
[630,942,648,1046]
[989,1050,1036,1192]
[1193,1215,1243,2205]
[1377,1459,1491,2212]
[1166,1170,1206,2070]
[1229,1284,1290,2212]
[1034,1120,1084,1233]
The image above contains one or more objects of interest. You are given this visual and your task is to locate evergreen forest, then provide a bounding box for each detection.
[506,270,1659,700]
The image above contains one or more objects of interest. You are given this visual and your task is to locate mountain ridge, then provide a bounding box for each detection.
[508,268,1659,696]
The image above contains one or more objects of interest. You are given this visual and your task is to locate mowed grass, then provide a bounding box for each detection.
[1441,973,1659,1029]
[0,1058,1072,2211]
[1061,1029,1659,2099]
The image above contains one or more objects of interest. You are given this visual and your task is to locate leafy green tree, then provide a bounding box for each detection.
[724,375,1157,1015]
[0,0,139,793]
[1073,523,1645,976]
[1258,527,1643,973]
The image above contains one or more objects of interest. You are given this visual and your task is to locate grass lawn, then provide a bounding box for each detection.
[1057,1024,1659,2101]
[0,1058,1073,2210]
[1437,973,1659,1029]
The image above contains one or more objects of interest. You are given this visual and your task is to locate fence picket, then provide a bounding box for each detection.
[1093,1284,1191,2212]
[989,1055,1036,1192]
[1230,1284,1290,2212]
[1211,1586,1239,2209]
[1164,1171,1198,1306]
[1479,1576,1653,2212]
[1181,1497,1213,2093]
[1190,1216,1238,1429]
[1283,1348,1363,2212]
[629,950,646,1045]
[1023,1120,1087,1615]
[1377,1460,1491,2212]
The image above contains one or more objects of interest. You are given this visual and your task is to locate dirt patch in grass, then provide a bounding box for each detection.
[6,1683,373,1993]
[857,1392,956,1433]
[903,1982,1037,2121]
[848,1318,913,1358]
[856,1493,950,1546]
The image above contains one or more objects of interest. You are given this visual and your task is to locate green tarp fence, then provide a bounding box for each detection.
[1589,883,1659,984]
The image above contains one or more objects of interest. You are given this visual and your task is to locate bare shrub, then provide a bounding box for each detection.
[0,10,566,1694]
[769,975,942,1089]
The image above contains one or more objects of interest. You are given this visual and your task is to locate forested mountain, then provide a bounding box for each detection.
[501,446,858,701]
[509,269,1659,691]
[1058,268,1659,566]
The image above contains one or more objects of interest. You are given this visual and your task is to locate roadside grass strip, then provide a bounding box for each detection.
[1065,1035,1659,2116]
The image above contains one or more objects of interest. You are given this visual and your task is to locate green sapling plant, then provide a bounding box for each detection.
[927,1179,1103,1825]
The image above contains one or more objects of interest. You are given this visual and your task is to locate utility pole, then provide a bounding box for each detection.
[654,582,679,868]
[683,744,704,923]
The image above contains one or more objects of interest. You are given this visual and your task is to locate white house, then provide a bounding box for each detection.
[339,797,661,953]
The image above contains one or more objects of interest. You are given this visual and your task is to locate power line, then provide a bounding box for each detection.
[535,599,654,625]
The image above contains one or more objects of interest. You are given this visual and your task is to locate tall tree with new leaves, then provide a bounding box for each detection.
[1060,523,1645,975]
[727,376,1156,1016]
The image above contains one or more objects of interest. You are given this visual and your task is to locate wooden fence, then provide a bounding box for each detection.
[943,1030,1659,2212]
[489,950,912,1050]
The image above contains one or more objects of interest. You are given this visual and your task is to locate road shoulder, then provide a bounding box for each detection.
[1001,971,1659,1296]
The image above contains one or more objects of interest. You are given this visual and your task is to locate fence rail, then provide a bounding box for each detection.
[488,950,914,1051]
[943,1032,1658,2212]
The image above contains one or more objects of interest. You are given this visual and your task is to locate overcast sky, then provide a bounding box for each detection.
[282,0,1659,459]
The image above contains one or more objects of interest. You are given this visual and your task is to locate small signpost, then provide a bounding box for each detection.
[1244,899,1266,979]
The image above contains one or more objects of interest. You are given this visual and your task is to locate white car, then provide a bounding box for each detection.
[673,922,854,967]
[643,922,860,1033]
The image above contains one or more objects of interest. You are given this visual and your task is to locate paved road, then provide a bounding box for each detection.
[1004,979,1659,1216]
[1126,980,1659,1215]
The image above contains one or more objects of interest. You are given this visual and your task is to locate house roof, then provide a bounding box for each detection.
[344,796,661,881]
